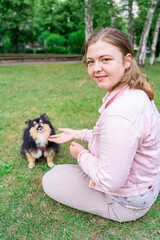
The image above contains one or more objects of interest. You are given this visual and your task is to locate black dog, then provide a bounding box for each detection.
[21,113,59,169]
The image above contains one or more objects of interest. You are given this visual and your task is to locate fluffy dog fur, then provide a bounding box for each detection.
[21,113,59,169]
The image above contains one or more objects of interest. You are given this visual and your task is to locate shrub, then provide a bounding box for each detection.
[67,29,85,54]
[38,30,50,48]
[2,36,11,53]
[46,33,65,48]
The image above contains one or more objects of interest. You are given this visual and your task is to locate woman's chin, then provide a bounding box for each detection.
[97,82,109,90]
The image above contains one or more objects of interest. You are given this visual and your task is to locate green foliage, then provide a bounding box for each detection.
[38,30,50,47]
[93,0,112,28]
[67,28,85,54]
[0,61,160,239]
[33,0,84,38]
[1,36,11,53]
[47,33,65,47]
[0,0,33,50]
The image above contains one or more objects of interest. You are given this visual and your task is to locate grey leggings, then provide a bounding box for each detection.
[42,164,150,222]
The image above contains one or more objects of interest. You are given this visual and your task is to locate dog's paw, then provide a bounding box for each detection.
[28,163,35,169]
[47,162,55,168]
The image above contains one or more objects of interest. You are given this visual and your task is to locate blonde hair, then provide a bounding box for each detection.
[85,27,154,100]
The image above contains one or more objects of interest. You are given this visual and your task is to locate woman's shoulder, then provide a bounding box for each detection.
[125,88,149,101]
[119,88,150,109]
[105,88,153,121]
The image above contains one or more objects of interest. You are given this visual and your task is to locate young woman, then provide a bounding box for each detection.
[42,27,160,222]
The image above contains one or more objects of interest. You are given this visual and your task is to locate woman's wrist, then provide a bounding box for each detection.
[74,130,83,141]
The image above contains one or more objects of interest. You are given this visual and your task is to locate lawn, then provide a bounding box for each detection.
[0,61,160,240]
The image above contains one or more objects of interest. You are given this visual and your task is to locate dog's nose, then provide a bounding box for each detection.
[37,122,42,127]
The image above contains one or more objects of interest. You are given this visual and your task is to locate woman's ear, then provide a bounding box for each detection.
[124,53,132,69]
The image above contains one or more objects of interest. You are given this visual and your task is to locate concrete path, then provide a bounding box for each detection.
[0,60,82,66]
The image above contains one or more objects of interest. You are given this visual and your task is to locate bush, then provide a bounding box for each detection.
[2,36,11,53]
[46,33,65,48]
[67,29,85,54]
[38,31,50,48]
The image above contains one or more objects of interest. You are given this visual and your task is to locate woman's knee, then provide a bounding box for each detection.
[42,164,79,199]
[42,165,60,198]
[42,169,52,196]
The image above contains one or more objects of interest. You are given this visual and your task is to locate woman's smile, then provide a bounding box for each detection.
[96,75,108,81]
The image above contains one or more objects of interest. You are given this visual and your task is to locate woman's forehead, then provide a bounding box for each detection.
[86,40,122,58]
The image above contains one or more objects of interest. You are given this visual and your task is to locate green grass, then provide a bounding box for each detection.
[0,61,160,240]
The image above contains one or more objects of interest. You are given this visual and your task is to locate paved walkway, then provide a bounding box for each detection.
[0,60,82,66]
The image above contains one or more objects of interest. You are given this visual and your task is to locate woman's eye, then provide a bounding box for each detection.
[87,60,94,65]
[102,58,110,62]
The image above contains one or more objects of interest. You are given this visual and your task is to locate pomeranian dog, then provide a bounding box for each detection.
[21,113,59,169]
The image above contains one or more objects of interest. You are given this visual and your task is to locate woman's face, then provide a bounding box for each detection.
[86,40,131,93]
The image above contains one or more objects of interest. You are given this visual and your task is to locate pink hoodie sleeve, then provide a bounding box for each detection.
[78,116,140,193]
[81,129,93,142]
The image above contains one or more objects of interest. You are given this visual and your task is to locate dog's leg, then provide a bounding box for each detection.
[46,150,55,168]
[25,152,36,169]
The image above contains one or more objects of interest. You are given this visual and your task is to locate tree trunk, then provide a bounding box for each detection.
[158,52,160,62]
[137,0,159,67]
[44,39,47,49]
[85,0,93,42]
[12,28,19,53]
[128,0,134,49]
[110,0,115,27]
[149,12,160,65]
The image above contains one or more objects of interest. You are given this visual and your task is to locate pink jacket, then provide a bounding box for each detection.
[78,86,160,197]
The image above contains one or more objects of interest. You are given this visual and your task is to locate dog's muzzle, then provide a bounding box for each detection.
[37,122,44,132]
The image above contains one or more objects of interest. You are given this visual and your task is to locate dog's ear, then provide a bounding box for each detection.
[25,120,32,126]
[41,113,49,121]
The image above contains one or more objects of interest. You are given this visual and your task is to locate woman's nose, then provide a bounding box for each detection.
[93,61,102,72]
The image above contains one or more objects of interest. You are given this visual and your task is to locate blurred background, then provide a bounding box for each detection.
[0,0,159,66]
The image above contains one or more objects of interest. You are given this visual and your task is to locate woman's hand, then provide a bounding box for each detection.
[48,128,83,144]
[70,142,85,159]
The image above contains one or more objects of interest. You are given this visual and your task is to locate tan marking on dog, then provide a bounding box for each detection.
[45,149,55,168]
[25,152,36,169]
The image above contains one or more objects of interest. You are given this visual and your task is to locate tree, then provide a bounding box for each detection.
[120,0,135,48]
[93,0,113,29]
[149,12,160,65]
[137,0,159,67]
[128,0,135,49]
[0,0,33,51]
[85,0,93,41]
[33,0,84,41]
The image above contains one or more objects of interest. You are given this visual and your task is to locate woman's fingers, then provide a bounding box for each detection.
[48,128,75,143]
[58,128,66,132]
[48,137,64,144]
[49,134,61,138]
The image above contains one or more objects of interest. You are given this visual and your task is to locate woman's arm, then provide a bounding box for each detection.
[77,116,140,193]
[49,128,93,144]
